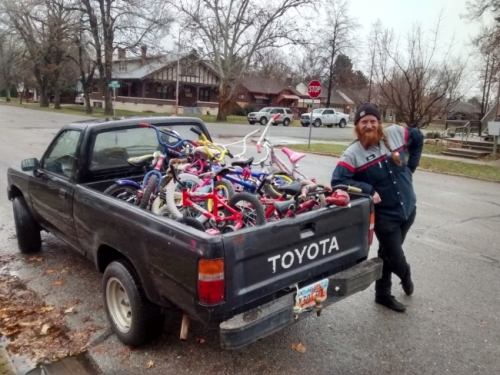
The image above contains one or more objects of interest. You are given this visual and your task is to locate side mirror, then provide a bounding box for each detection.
[21,158,40,172]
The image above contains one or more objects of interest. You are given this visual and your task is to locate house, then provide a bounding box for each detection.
[232,76,308,115]
[89,46,221,115]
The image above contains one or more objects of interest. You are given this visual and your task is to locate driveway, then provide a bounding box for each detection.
[1,105,499,375]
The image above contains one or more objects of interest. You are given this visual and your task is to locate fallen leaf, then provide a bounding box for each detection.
[196,338,207,344]
[40,324,50,335]
[429,307,434,313]
[146,360,154,369]
[92,344,107,354]
[45,269,55,274]
[19,322,41,327]
[28,257,43,262]
[64,307,75,314]
[292,342,306,354]
[40,306,54,312]
[53,281,65,287]
[117,347,133,356]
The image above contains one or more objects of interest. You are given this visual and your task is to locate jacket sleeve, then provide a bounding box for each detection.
[331,151,374,195]
[406,127,424,173]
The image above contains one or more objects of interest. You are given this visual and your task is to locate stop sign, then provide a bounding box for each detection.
[308,80,322,98]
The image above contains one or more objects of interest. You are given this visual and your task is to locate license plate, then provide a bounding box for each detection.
[296,278,329,310]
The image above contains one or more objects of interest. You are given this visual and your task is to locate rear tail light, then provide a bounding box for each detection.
[368,212,375,246]
[198,259,225,304]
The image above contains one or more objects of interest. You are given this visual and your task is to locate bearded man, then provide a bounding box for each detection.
[331,102,424,312]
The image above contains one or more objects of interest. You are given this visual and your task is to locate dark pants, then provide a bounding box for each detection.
[374,207,417,297]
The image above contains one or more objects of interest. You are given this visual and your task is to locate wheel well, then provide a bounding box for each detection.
[96,245,126,273]
[9,185,23,200]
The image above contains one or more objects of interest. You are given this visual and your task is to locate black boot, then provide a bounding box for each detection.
[375,295,406,313]
[400,263,414,296]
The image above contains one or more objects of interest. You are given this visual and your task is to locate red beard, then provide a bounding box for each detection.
[355,123,383,149]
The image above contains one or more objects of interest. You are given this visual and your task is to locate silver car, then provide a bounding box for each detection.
[247,107,294,126]
[75,93,85,105]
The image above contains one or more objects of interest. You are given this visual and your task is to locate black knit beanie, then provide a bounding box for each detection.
[354,102,381,125]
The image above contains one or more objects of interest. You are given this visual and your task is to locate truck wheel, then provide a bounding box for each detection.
[12,196,41,254]
[313,119,322,127]
[260,117,268,125]
[103,260,165,347]
[104,184,140,205]
[139,175,159,209]
[228,192,266,227]
[283,118,290,127]
[339,119,347,128]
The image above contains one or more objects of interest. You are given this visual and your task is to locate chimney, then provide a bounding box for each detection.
[118,48,126,60]
[285,77,293,87]
[141,45,147,66]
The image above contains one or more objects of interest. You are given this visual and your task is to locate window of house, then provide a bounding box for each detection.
[118,61,127,72]
[92,82,99,92]
[199,89,210,102]
[238,93,245,100]
[157,86,167,99]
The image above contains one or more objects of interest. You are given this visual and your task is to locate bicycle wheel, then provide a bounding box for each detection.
[165,174,204,219]
[139,175,158,209]
[104,184,140,205]
[227,192,266,229]
[263,172,295,199]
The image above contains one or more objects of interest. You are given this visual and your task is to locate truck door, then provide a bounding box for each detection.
[324,109,334,125]
[29,129,82,249]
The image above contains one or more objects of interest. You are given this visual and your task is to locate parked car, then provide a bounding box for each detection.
[247,107,294,126]
[75,93,85,105]
[7,116,381,349]
[300,108,349,128]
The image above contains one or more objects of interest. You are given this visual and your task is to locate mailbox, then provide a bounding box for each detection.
[488,121,500,136]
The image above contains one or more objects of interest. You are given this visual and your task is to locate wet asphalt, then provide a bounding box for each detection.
[0,105,499,375]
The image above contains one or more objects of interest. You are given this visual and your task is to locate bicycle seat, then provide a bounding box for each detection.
[273,200,296,216]
[231,157,255,168]
[276,181,302,196]
[281,147,306,164]
[127,154,155,167]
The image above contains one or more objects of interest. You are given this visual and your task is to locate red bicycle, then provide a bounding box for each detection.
[160,163,266,233]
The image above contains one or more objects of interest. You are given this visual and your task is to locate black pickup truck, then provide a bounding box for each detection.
[7,116,382,349]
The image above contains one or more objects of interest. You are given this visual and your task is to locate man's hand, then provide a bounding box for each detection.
[373,191,381,204]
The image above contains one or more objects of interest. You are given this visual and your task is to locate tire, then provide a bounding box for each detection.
[12,196,41,254]
[313,119,322,127]
[262,172,295,199]
[104,184,140,205]
[283,118,290,126]
[339,119,347,128]
[103,260,165,347]
[207,179,235,214]
[260,117,267,125]
[227,192,266,227]
[175,217,206,232]
[165,174,204,219]
[326,124,333,128]
[139,175,159,209]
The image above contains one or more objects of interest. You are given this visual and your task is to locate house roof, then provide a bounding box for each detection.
[240,76,307,97]
[448,100,481,114]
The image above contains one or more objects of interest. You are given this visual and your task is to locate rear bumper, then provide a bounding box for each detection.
[219,257,383,349]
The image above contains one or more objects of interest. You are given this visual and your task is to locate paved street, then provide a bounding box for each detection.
[1,105,499,375]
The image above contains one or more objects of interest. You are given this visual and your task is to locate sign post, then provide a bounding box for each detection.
[307,80,322,150]
[108,80,120,117]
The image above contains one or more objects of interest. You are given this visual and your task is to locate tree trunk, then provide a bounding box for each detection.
[84,91,93,114]
[19,88,23,104]
[53,73,61,109]
[5,87,11,102]
[216,84,229,121]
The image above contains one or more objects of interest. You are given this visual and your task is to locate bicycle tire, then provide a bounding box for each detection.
[207,180,235,213]
[175,217,206,232]
[104,184,140,205]
[228,192,266,228]
[139,174,158,209]
[263,172,295,199]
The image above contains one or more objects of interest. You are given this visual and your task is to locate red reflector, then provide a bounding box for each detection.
[368,213,375,246]
[198,259,225,304]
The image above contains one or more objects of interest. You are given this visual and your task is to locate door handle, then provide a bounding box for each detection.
[58,188,67,199]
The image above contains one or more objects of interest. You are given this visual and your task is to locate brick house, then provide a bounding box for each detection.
[90,46,221,115]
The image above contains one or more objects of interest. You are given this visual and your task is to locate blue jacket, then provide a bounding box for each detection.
[331,124,424,223]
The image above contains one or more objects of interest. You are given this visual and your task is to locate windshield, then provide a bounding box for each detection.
[260,107,272,113]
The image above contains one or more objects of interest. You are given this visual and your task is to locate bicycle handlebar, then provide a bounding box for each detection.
[139,122,193,151]
[330,184,363,194]
[256,114,280,153]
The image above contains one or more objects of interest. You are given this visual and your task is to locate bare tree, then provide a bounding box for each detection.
[171,0,318,121]
[315,0,358,108]
[248,49,294,82]
[75,0,173,115]
[0,31,22,102]
[374,17,467,128]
